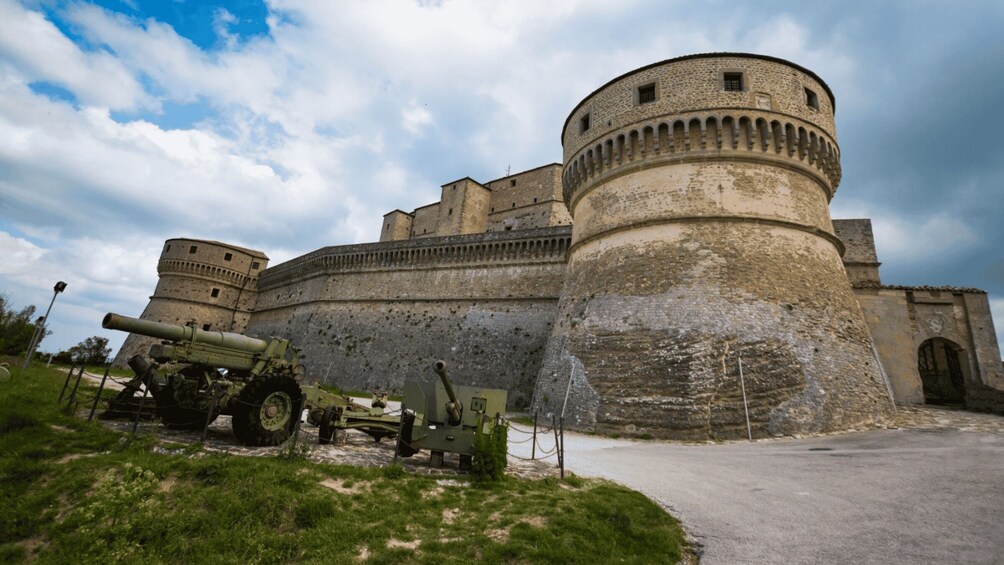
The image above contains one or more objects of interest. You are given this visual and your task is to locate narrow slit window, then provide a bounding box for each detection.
[638,83,656,104]
[805,87,819,110]
[579,113,590,133]
[723,72,744,92]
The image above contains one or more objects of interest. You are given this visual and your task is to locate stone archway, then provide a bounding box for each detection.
[917,337,968,405]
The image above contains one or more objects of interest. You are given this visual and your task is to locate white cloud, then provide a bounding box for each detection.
[401,102,433,135]
[0,231,46,274]
[0,1,151,110]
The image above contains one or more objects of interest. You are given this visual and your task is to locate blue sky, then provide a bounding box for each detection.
[1,0,1002,357]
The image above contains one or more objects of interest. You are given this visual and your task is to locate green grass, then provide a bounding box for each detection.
[1,363,689,564]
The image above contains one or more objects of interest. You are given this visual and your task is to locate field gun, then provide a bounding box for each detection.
[396,360,507,470]
[102,313,398,446]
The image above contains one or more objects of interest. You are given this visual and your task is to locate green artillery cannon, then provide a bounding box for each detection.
[396,360,507,470]
[102,313,398,446]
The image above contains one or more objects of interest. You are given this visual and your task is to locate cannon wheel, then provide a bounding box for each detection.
[155,379,218,431]
[395,410,418,458]
[318,406,339,445]
[232,374,304,446]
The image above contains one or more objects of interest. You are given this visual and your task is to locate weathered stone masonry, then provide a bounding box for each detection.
[114,53,1004,437]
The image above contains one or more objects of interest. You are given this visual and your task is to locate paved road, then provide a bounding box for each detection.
[515,428,1004,564]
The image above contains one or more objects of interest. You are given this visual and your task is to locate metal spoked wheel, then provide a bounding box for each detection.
[154,377,218,431]
[232,374,303,446]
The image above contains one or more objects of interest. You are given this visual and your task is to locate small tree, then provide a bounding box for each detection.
[0,294,43,356]
[61,336,113,365]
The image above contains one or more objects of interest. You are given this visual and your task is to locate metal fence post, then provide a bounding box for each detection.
[531,411,538,460]
[131,386,149,435]
[739,356,752,441]
[88,366,111,421]
[58,364,76,403]
[559,416,565,479]
[65,367,85,413]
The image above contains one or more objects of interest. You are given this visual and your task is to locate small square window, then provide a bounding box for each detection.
[723,72,744,92]
[510,179,516,187]
[224,252,233,261]
[210,288,220,298]
[251,261,260,270]
[189,245,198,254]
[638,83,656,104]
[202,324,211,331]
[579,113,590,133]
[805,87,819,110]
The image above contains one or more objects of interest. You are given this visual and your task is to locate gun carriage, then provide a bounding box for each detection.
[102,313,398,446]
[396,360,507,470]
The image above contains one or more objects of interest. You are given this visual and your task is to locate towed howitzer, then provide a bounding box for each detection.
[102,313,399,446]
[396,360,507,470]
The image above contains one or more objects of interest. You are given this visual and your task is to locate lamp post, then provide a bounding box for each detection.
[22,281,67,369]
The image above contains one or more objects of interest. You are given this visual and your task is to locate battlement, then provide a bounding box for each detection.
[259,226,572,291]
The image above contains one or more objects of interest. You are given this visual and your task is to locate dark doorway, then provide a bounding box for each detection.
[917,338,967,405]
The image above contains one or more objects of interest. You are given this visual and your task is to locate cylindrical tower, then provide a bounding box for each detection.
[533,53,893,439]
[111,238,268,366]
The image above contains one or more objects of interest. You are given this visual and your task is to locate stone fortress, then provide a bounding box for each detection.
[113,53,1004,439]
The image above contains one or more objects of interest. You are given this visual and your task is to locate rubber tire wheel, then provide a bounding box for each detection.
[395,411,418,458]
[232,374,304,447]
[318,407,338,445]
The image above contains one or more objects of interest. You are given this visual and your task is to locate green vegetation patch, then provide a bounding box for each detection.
[1,365,688,563]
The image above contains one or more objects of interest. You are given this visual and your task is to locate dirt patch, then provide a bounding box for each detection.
[49,425,74,433]
[16,536,46,560]
[356,545,370,560]
[442,508,460,524]
[386,538,420,549]
[320,477,368,495]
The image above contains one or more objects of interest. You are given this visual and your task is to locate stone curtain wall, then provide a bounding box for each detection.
[535,54,893,439]
[247,227,572,408]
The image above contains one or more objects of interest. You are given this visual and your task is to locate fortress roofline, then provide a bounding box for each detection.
[484,162,563,185]
[561,52,837,140]
[440,176,486,188]
[413,201,440,211]
[382,209,414,217]
[164,237,268,260]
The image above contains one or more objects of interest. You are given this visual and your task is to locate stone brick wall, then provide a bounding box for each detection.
[247,227,572,408]
[438,178,490,236]
[834,219,881,285]
[411,203,440,238]
[856,286,1004,414]
[485,164,572,232]
[380,210,413,242]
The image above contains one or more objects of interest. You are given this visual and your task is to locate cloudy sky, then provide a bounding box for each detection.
[1,0,1002,357]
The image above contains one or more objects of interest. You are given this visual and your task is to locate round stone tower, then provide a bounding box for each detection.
[111,238,268,366]
[533,53,893,439]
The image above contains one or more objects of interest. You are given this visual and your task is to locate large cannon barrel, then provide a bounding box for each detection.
[103,313,270,354]
[433,360,463,425]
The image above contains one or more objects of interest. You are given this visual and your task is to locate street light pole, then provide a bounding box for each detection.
[22,281,67,369]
